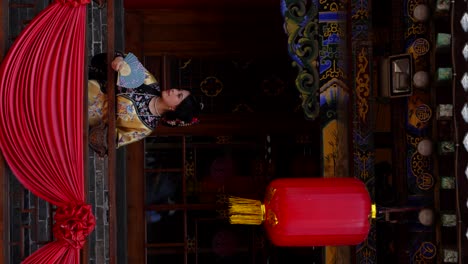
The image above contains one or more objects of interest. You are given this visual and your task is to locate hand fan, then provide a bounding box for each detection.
[117,52,146,88]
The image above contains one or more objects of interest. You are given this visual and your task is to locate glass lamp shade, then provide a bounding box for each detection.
[417,139,433,156]
[413,4,430,22]
[413,71,430,88]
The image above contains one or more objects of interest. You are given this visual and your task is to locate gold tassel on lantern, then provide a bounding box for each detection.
[228,196,265,225]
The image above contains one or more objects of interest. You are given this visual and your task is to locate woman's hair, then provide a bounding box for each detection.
[162,91,201,127]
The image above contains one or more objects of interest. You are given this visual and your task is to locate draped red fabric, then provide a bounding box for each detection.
[0,0,95,263]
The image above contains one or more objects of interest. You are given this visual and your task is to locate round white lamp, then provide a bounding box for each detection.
[418,208,434,226]
[417,139,433,156]
[413,71,430,89]
[413,4,430,22]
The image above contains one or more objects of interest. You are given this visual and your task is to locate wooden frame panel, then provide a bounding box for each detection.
[0,0,8,261]
[106,0,118,263]
[0,153,7,264]
[125,10,146,264]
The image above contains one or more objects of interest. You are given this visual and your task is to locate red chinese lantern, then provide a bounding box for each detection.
[227,177,372,246]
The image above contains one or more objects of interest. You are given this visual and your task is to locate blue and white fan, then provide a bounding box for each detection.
[117,52,146,88]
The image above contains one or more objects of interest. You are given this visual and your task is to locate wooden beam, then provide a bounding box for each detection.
[126,142,146,264]
[123,0,278,10]
[126,8,285,57]
[106,0,118,263]
[124,10,146,264]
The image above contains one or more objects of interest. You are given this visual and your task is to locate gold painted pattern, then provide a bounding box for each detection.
[185,161,195,178]
[352,8,368,20]
[410,151,431,178]
[417,172,434,190]
[415,104,432,123]
[408,38,430,59]
[356,150,373,181]
[200,76,223,97]
[323,22,345,38]
[407,134,423,148]
[320,61,345,80]
[412,241,436,263]
[406,24,428,38]
[355,47,370,122]
[319,1,345,11]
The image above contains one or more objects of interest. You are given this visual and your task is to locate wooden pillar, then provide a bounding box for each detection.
[106,0,118,263]
[125,10,146,264]
[317,1,351,263]
[283,0,353,261]
[452,2,468,263]
[318,0,351,178]
[126,142,146,264]
[350,0,376,262]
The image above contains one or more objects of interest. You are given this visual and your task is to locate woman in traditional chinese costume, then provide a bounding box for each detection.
[88,53,200,155]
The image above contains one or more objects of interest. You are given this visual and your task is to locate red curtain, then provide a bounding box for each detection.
[0,0,95,263]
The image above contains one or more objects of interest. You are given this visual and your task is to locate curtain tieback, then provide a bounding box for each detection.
[53,204,96,249]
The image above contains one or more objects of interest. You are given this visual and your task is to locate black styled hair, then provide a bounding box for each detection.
[162,91,201,126]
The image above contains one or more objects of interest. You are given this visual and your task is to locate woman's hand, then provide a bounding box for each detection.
[111,56,124,72]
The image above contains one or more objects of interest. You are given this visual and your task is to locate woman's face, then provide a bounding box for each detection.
[162,89,191,109]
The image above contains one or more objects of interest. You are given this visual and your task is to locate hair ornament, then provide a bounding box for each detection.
[162,117,200,127]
